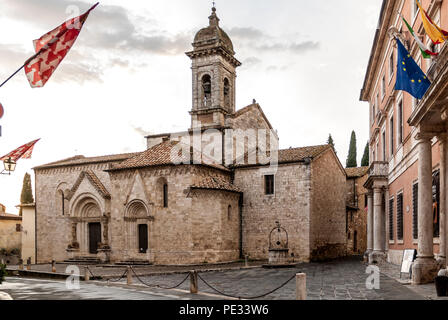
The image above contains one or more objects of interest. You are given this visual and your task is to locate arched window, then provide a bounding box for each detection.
[202,74,211,107]
[163,183,168,208]
[156,177,168,208]
[57,189,64,215]
[223,78,230,107]
[227,205,232,220]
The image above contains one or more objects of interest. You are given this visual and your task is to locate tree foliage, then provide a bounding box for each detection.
[19,173,34,216]
[361,142,369,167]
[346,130,358,168]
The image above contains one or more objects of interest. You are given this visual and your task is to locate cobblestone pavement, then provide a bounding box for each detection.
[374,259,448,300]
[3,257,444,300]
[0,277,219,300]
[107,257,426,300]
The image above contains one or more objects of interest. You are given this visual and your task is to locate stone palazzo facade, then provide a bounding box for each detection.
[33,8,347,265]
[360,0,448,284]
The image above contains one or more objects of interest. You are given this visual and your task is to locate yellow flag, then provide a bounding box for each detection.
[416,0,446,44]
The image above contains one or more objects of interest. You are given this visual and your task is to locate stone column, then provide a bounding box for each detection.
[365,191,374,258]
[412,134,438,284]
[438,134,447,266]
[373,187,385,253]
[384,188,390,253]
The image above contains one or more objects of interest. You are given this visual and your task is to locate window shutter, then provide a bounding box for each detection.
[389,198,394,241]
[413,183,418,239]
[397,193,404,240]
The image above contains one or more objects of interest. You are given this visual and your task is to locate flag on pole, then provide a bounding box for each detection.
[402,17,437,58]
[0,139,40,161]
[24,3,99,88]
[415,0,448,44]
[395,38,431,99]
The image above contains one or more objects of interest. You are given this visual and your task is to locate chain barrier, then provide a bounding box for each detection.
[85,266,128,283]
[196,273,296,300]
[129,266,190,290]
[88,265,296,299]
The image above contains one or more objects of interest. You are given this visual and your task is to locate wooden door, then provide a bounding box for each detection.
[89,222,101,254]
[138,224,148,253]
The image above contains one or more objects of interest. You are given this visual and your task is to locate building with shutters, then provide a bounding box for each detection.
[360,0,448,284]
[32,7,348,266]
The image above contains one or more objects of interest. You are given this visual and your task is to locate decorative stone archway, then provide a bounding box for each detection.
[124,199,153,261]
[68,195,109,258]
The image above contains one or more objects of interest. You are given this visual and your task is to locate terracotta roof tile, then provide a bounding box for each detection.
[34,152,139,170]
[234,144,331,167]
[345,166,369,178]
[278,145,331,163]
[109,140,229,172]
[191,176,242,193]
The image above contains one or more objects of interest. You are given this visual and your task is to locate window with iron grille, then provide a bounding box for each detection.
[389,198,394,241]
[397,193,404,240]
[265,175,274,195]
[413,183,418,239]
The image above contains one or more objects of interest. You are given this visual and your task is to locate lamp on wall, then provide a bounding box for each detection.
[1,157,16,175]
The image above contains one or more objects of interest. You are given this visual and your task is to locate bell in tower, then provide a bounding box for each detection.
[186,6,242,129]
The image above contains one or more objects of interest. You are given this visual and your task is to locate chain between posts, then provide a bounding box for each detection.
[129,266,190,290]
[88,265,297,299]
[196,272,296,300]
[85,266,128,282]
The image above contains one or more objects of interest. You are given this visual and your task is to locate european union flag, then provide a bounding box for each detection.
[395,38,431,99]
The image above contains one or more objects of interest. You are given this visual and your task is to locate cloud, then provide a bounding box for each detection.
[228,27,265,40]
[258,41,320,53]
[229,25,320,55]
[0,0,193,85]
[242,57,262,68]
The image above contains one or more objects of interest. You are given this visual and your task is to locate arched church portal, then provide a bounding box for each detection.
[125,200,152,258]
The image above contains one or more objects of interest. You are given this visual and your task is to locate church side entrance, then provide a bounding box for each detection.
[88,222,102,254]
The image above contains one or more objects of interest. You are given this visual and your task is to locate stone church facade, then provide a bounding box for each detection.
[33,8,347,265]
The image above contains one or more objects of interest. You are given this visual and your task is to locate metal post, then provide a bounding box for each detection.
[296,273,306,300]
[245,255,249,267]
[190,270,198,294]
[126,266,132,285]
[26,257,31,270]
[51,260,56,273]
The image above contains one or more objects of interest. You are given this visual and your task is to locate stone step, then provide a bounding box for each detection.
[63,256,101,264]
[115,260,152,266]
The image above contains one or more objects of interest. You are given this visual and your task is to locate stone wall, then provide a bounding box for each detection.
[309,149,347,261]
[190,189,240,263]
[346,174,368,255]
[234,162,312,262]
[0,216,21,252]
[35,163,113,263]
[35,161,239,265]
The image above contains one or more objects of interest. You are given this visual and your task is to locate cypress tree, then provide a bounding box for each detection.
[19,173,34,216]
[346,131,358,168]
[327,134,335,149]
[361,142,369,166]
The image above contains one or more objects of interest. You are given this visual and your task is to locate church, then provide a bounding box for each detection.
[33,7,348,265]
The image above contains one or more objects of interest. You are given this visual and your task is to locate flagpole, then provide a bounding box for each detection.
[0,49,43,89]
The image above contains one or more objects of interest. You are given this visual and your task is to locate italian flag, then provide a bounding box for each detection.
[402,17,438,59]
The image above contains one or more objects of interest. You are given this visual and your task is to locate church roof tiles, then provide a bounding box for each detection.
[345,166,369,178]
[108,140,229,172]
[191,176,242,193]
[34,152,139,170]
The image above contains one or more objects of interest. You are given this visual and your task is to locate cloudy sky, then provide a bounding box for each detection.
[0,0,382,213]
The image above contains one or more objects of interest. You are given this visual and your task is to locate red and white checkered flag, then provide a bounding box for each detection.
[24,3,98,88]
[0,139,40,162]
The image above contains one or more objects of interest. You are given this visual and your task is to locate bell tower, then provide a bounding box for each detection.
[186,7,241,129]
